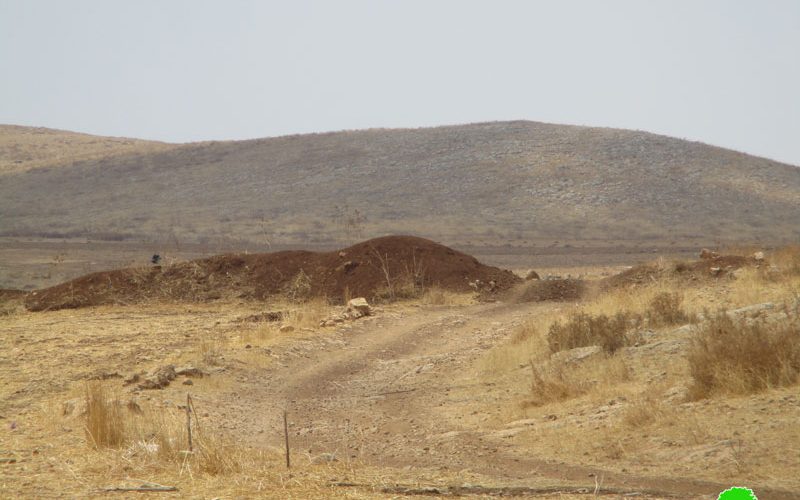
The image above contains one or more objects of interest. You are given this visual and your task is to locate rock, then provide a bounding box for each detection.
[124,400,142,414]
[753,251,765,261]
[311,452,338,464]
[347,297,371,316]
[123,373,142,385]
[182,379,194,386]
[175,366,205,378]
[727,302,775,319]
[279,325,295,333]
[505,418,538,427]
[710,267,723,276]
[525,270,540,281]
[241,311,284,322]
[336,260,359,273]
[550,345,603,365]
[137,365,176,390]
[700,248,719,260]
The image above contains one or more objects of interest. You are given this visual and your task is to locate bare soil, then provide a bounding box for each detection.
[23,236,521,311]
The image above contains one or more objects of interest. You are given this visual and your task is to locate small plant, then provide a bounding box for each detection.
[84,382,126,448]
[283,269,312,302]
[687,312,800,399]
[621,397,669,428]
[645,292,689,327]
[525,363,588,407]
[547,311,639,354]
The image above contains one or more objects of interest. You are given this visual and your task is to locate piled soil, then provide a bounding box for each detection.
[0,289,27,301]
[24,236,521,312]
[601,254,759,289]
[516,279,588,302]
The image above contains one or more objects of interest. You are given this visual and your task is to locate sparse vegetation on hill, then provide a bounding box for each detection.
[1,121,799,248]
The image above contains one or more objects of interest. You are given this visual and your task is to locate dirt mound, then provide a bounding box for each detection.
[516,279,588,302]
[0,289,27,301]
[24,236,521,311]
[602,254,759,289]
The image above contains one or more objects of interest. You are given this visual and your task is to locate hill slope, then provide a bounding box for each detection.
[0,124,175,175]
[1,121,799,246]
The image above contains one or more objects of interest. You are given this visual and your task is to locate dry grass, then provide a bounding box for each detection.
[281,297,332,330]
[687,312,800,399]
[644,291,690,327]
[547,311,639,354]
[84,382,127,449]
[620,397,671,428]
[418,287,474,306]
[523,355,631,407]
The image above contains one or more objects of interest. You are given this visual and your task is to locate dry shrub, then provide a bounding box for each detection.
[419,287,473,306]
[84,382,126,448]
[525,363,589,407]
[645,292,689,327]
[510,322,538,344]
[524,356,630,407]
[687,312,800,399]
[547,311,639,354]
[770,245,800,277]
[282,296,331,329]
[84,385,241,475]
[621,397,670,428]
[283,269,312,301]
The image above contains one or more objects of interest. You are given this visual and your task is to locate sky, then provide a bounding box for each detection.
[1,1,799,165]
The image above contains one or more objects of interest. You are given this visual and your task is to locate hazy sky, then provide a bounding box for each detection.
[1,1,799,165]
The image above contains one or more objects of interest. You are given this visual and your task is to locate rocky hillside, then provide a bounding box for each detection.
[1,121,798,247]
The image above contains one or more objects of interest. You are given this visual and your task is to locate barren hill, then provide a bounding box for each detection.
[0,124,175,175]
[1,121,799,247]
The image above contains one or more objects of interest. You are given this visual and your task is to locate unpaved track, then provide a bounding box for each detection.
[215,302,794,499]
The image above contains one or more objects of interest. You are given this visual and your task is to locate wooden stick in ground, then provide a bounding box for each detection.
[186,393,193,453]
[283,409,290,469]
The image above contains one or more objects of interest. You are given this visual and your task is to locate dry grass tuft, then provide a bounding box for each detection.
[687,312,800,399]
[419,287,474,306]
[282,296,332,330]
[524,356,631,407]
[547,311,639,354]
[84,382,126,448]
[621,397,671,428]
[644,291,690,327]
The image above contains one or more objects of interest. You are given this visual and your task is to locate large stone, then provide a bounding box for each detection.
[525,270,540,281]
[347,297,371,316]
[137,365,177,390]
[753,251,765,261]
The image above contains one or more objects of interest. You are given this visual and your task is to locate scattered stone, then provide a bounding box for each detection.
[336,260,359,273]
[279,325,295,333]
[241,311,285,322]
[347,297,371,316]
[88,371,123,381]
[123,373,142,385]
[311,452,338,464]
[524,270,540,281]
[550,345,603,365]
[727,302,775,319]
[137,365,176,390]
[700,248,719,260]
[175,366,205,378]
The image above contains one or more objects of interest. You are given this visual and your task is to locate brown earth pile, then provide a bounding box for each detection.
[601,254,759,289]
[516,279,588,302]
[24,236,521,312]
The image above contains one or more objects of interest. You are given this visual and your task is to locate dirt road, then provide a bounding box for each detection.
[209,302,794,499]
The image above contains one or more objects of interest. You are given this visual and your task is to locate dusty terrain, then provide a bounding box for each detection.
[2,246,799,498]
